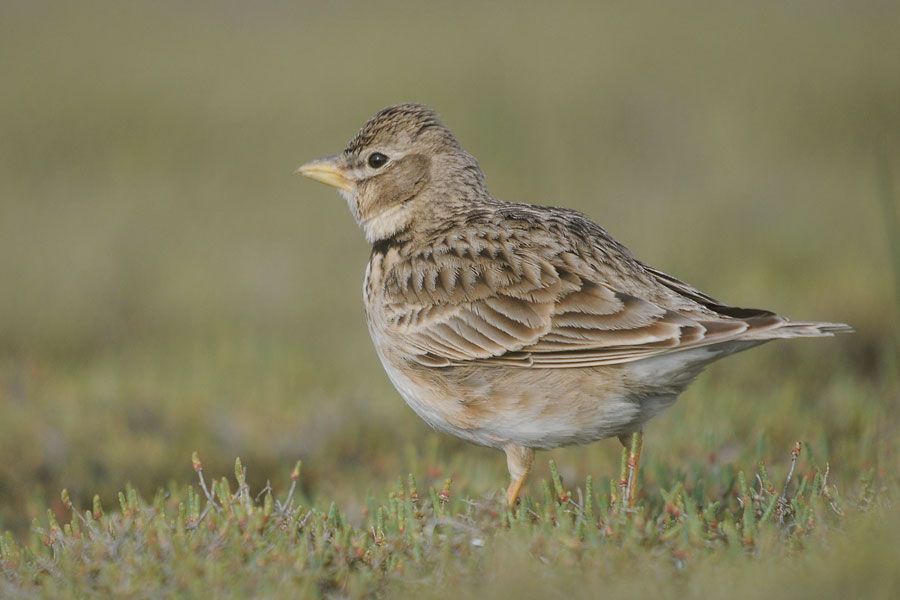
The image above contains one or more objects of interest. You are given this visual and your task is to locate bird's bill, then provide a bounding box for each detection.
[295,157,354,191]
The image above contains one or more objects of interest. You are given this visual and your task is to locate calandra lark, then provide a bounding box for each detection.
[297,103,850,508]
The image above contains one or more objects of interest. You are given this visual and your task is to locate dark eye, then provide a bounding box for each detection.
[367,152,389,169]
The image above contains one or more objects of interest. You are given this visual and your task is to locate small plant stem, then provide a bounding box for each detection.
[781,442,802,504]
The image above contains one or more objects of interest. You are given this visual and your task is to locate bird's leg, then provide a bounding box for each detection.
[618,430,644,509]
[618,440,629,505]
[626,430,644,508]
[504,444,535,510]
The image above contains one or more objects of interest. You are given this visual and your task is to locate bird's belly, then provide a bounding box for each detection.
[377,356,496,446]
[374,349,653,449]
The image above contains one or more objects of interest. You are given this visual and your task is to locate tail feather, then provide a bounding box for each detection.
[626,319,852,388]
[743,320,853,340]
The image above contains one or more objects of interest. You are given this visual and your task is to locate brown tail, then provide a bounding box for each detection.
[742,319,853,341]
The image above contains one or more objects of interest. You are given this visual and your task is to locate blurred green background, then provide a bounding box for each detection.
[1,1,897,534]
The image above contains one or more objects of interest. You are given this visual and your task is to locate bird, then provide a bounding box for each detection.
[296,103,851,509]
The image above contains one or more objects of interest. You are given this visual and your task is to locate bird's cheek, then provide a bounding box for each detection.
[354,181,387,223]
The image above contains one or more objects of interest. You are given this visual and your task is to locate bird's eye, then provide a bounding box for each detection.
[368,152,389,169]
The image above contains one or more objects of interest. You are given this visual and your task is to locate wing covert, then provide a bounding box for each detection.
[377,232,768,369]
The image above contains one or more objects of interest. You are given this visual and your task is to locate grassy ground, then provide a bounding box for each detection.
[1,1,899,597]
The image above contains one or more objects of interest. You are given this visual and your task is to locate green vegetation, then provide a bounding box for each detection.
[1,450,896,598]
[1,1,898,597]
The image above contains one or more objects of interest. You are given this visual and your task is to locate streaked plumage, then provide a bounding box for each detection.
[298,103,850,507]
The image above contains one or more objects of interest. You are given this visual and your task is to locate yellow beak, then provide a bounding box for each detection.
[295,157,354,191]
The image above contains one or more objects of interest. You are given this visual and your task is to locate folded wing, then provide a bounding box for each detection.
[380,236,786,369]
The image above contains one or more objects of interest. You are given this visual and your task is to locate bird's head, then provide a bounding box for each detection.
[297,103,485,243]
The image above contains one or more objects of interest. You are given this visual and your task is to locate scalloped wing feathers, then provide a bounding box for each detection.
[367,209,848,370]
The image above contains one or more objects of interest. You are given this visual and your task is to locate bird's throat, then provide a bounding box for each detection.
[360,202,415,244]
